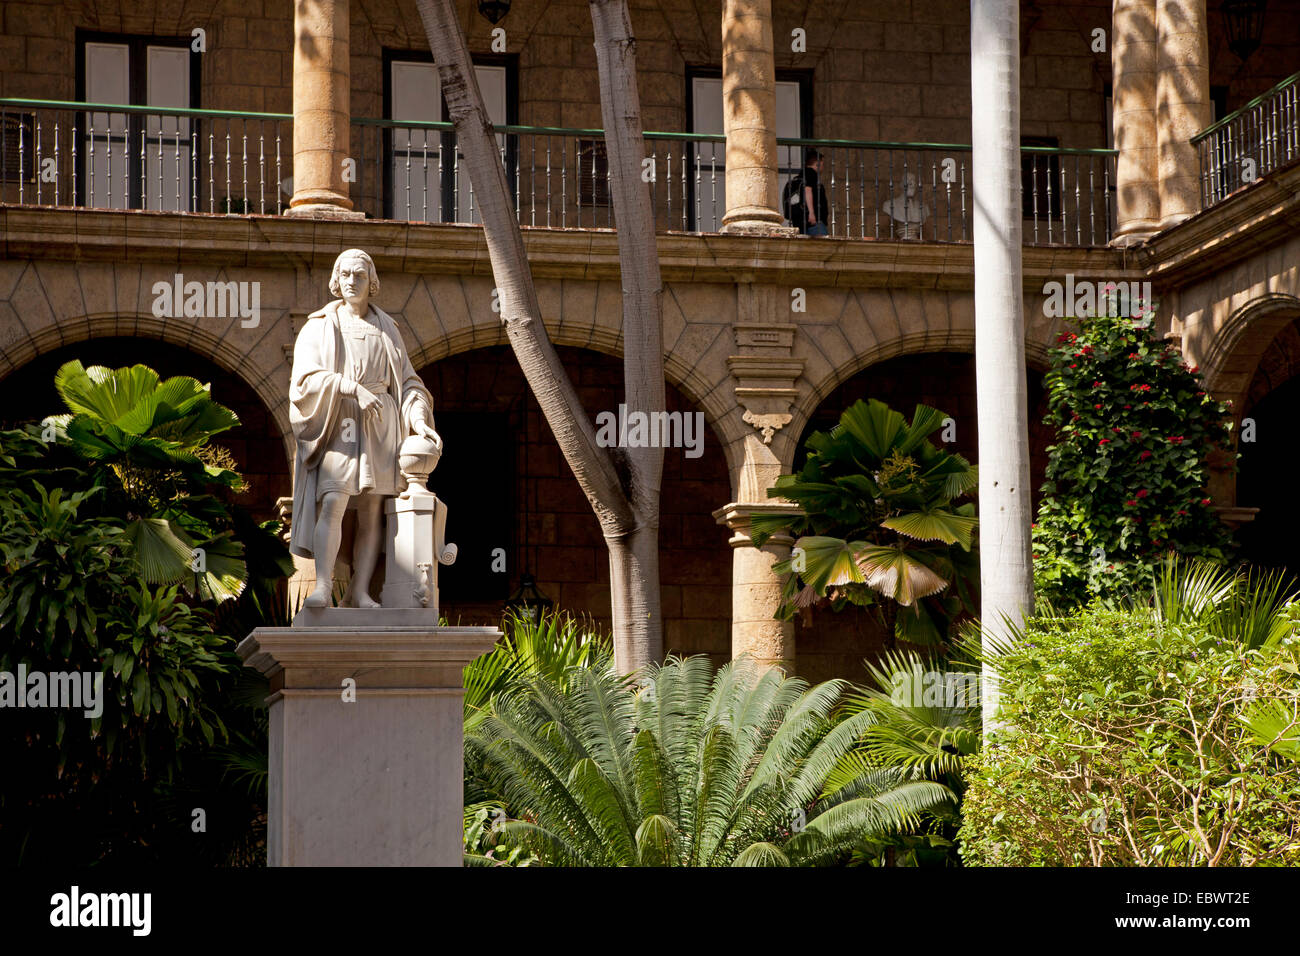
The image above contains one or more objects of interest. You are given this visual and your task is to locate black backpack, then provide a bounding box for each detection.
[781,173,805,224]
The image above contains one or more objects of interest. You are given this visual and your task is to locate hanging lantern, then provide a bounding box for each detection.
[1221,0,1267,61]
[505,573,552,621]
[478,0,511,24]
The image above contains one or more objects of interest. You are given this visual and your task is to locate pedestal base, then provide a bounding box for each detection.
[237,624,500,866]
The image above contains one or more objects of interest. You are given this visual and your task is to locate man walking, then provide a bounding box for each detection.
[784,149,830,236]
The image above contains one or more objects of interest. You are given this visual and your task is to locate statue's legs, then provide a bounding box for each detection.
[302,491,350,608]
[349,491,385,608]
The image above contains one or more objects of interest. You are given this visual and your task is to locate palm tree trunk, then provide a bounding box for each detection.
[590,0,666,672]
[971,0,1034,732]
[414,0,664,672]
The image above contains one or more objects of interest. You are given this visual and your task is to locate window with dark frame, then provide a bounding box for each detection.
[577,139,610,206]
[75,30,200,211]
[0,113,36,183]
[383,49,518,223]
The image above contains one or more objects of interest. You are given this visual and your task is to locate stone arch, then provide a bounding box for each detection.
[394,272,747,481]
[415,344,735,665]
[0,311,295,467]
[1201,293,1300,412]
[782,329,1055,468]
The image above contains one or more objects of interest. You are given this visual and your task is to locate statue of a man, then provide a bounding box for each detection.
[882,173,930,240]
[289,248,442,608]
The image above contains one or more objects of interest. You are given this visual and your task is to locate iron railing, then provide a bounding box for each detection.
[2,99,1117,245]
[0,98,293,214]
[1192,71,1300,209]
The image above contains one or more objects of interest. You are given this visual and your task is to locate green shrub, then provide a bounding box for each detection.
[959,610,1300,866]
[1033,312,1234,607]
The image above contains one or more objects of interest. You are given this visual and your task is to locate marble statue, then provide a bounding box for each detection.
[289,248,445,609]
[882,173,930,240]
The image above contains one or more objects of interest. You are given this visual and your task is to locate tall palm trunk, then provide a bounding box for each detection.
[590,0,666,673]
[414,0,665,672]
[971,0,1033,732]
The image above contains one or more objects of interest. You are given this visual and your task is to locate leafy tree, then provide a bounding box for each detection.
[0,363,292,864]
[468,654,953,866]
[751,399,979,645]
[1033,312,1235,607]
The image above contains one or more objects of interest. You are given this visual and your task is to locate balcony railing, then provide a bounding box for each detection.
[1193,70,1300,209]
[3,98,1116,246]
[0,99,292,214]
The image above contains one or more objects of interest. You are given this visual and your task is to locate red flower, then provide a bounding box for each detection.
[1112,426,1124,433]
[1130,431,1143,440]
[1094,403,1103,409]
[1201,497,1212,505]
[1169,435,1184,444]
[1069,363,1078,369]
[1124,404,1132,409]
[1189,365,1199,373]
[1092,381,1104,388]
[1137,489,1149,498]
[1177,510,1188,516]
[1128,353,1141,360]
[1099,439,1112,445]
[1124,499,1137,507]
[1139,450,1153,461]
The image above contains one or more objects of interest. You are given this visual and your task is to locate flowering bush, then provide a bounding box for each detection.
[1033,310,1235,607]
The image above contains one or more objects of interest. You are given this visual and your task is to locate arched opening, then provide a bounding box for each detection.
[0,337,291,521]
[418,345,733,664]
[1234,315,1300,575]
[790,352,1052,684]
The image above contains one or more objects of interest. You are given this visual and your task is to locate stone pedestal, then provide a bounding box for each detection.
[380,492,457,613]
[237,620,500,866]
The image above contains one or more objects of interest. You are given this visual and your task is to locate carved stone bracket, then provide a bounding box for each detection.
[729,284,805,445]
[742,410,792,443]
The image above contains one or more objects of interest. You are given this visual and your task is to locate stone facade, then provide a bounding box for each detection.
[2,0,1300,680]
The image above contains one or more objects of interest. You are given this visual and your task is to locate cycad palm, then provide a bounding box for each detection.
[469,655,953,866]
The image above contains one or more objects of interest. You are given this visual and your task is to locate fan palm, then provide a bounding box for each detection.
[468,654,953,866]
[42,361,255,601]
[751,398,979,644]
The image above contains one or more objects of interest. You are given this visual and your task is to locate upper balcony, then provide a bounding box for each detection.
[0,98,1118,246]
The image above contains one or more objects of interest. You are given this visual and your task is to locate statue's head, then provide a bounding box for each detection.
[903,173,918,196]
[329,248,380,302]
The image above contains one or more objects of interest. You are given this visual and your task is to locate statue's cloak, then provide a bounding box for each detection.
[289,299,432,558]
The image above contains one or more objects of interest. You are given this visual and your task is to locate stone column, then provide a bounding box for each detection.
[1155,0,1211,228]
[1111,0,1161,245]
[720,0,795,235]
[287,0,363,218]
[238,621,499,866]
[714,428,797,672]
[715,501,796,673]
